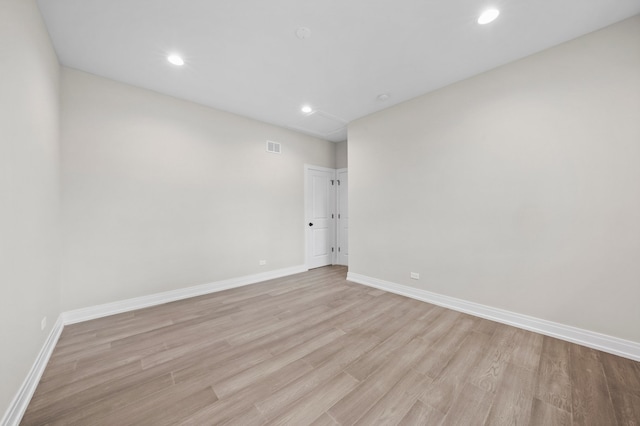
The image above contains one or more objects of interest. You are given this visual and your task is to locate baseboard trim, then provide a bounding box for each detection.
[347,272,640,362]
[1,316,64,426]
[62,265,308,325]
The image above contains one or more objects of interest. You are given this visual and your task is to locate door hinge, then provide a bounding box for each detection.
[338,247,341,252]
[331,180,334,185]
[337,180,341,185]
[332,213,334,219]
[338,213,341,219]
[331,247,334,252]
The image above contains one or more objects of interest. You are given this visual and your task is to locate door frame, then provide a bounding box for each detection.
[336,168,348,266]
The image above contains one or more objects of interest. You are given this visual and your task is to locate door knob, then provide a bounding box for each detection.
[309,223,314,226]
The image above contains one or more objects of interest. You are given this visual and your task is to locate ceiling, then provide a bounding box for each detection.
[37,0,640,142]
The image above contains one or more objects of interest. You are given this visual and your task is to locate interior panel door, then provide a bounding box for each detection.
[306,166,335,269]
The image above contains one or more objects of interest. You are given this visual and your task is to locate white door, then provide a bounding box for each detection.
[336,169,348,266]
[305,166,335,269]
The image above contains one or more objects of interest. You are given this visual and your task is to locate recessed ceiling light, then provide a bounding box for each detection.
[377,93,390,102]
[477,9,500,25]
[301,105,313,113]
[167,54,185,66]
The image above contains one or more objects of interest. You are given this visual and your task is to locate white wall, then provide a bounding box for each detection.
[0,0,61,416]
[336,140,348,169]
[349,16,640,343]
[60,69,336,311]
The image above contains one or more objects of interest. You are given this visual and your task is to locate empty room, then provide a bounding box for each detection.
[1,0,639,424]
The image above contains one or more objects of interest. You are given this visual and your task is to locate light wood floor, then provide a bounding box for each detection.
[22,266,640,425]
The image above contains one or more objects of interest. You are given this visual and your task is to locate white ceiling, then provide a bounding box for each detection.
[37,0,640,142]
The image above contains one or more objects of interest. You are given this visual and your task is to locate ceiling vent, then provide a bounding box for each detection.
[266,140,281,154]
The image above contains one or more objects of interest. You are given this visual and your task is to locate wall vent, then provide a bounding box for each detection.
[266,140,281,154]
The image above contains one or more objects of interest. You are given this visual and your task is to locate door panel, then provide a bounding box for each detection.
[306,166,335,269]
[313,229,329,255]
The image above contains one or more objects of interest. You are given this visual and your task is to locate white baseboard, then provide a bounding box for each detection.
[1,316,64,426]
[62,264,308,325]
[347,272,640,362]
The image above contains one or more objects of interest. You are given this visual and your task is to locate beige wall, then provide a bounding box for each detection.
[60,69,336,311]
[349,16,640,343]
[336,140,348,169]
[0,0,61,416]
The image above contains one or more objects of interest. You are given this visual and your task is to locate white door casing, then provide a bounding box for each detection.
[336,168,348,266]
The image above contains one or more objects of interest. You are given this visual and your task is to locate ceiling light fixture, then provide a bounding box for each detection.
[377,93,390,102]
[301,105,313,114]
[167,54,185,66]
[477,9,500,25]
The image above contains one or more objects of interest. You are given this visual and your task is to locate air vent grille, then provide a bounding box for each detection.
[266,140,281,154]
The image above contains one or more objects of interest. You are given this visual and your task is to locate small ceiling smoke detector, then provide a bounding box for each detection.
[477,9,500,25]
[167,54,185,66]
[377,93,390,102]
[295,27,311,39]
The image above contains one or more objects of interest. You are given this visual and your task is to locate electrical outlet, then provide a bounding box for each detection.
[41,316,47,331]
[410,272,420,280]
[259,260,266,266]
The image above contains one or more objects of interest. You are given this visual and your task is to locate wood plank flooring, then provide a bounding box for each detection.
[21,266,640,425]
